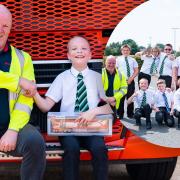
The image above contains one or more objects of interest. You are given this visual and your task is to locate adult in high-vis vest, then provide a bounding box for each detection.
[0,5,46,180]
[102,55,127,119]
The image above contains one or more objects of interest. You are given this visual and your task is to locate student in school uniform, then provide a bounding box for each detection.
[158,44,176,89]
[127,78,154,129]
[138,47,160,85]
[154,79,175,127]
[116,44,139,119]
[172,56,180,89]
[102,55,127,120]
[32,36,113,180]
[174,79,180,128]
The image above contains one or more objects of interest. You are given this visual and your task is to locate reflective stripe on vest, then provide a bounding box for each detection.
[9,48,31,115]
[14,103,31,114]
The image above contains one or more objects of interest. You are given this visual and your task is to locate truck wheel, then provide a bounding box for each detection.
[126,157,177,180]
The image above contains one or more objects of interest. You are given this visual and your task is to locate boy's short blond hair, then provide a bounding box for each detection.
[121,44,131,51]
[157,79,166,86]
[152,46,160,54]
[67,35,90,51]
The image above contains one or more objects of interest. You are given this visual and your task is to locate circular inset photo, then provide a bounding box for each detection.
[105,0,180,148]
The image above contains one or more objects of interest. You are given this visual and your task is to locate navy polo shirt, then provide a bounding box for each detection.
[0,43,11,130]
[105,70,115,97]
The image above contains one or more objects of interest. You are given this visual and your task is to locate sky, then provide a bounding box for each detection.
[108,0,180,51]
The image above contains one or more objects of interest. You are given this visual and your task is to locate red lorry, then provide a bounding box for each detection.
[1,0,180,179]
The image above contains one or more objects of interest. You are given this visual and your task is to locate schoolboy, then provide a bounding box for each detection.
[158,44,175,89]
[138,47,160,85]
[116,44,139,119]
[127,78,154,129]
[154,79,174,127]
[33,36,112,180]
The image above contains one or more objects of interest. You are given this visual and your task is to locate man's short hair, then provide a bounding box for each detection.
[121,44,131,51]
[157,79,166,86]
[106,55,116,61]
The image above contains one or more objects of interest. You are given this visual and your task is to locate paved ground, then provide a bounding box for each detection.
[0,157,179,179]
[121,117,180,148]
[121,75,180,148]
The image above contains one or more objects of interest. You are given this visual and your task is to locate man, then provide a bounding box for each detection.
[116,44,139,119]
[158,44,176,89]
[102,55,127,118]
[0,5,46,180]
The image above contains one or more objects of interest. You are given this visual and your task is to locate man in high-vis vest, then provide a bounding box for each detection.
[102,55,127,119]
[0,5,46,180]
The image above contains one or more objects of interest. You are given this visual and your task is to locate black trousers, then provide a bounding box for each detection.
[159,75,172,88]
[138,72,151,85]
[155,107,174,127]
[118,80,135,118]
[1,124,46,180]
[60,136,108,180]
[174,109,180,125]
[134,104,152,122]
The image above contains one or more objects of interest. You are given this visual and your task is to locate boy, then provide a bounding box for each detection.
[33,36,112,180]
[174,79,180,128]
[116,44,139,119]
[158,44,175,89]
[127,78,154,129]
[138,47,160,85]
[154,79,174,127]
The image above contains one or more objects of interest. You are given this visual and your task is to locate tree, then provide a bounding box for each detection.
[155,43,164,52]
[104,42,121,56]
[175,51,180,57]
[122,39,139,55]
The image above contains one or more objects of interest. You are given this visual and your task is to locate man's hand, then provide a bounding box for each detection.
[0,129,18,152]
[19,77,37,97]
[127,77,133,84]
[107,97,116,106]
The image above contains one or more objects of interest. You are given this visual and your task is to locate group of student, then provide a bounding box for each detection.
[104,44,180,130]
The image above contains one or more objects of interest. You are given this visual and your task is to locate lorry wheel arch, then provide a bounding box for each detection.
[126,157,177,180]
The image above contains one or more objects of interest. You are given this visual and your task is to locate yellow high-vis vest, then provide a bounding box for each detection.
[0,45,35,131]
[102,68,127,109]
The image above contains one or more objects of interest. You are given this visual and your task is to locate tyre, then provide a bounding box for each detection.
[126,157,177,180]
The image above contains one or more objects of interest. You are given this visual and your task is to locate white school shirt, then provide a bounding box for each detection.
[46,66,106,112]
[132,89,154,109]
[140,55,160,74]
[173,57,180,76]
[116,55,138,79]
[154,90,174,108]
[174,88,180,111]
[157,53,174,76]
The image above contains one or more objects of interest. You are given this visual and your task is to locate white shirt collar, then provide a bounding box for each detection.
[140,89,147,93]
[70,66,89,77]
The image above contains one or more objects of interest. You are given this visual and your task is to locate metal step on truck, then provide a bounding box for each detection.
[1,0,180,179]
